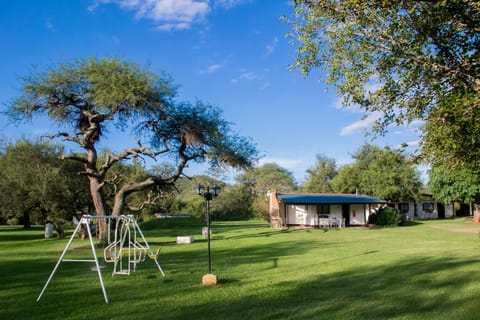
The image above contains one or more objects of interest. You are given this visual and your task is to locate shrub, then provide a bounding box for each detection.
[376,207,400,226]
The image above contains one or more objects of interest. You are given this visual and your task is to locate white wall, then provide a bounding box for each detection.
[445,204,454,218]
[415,202,435,219]
[389,202,455,220]
[287,205,308,225]
[404,203,416,220]
[350,204,367,225]
[286,204,372,226]
[329,205,343,220]
[307,205,317,225]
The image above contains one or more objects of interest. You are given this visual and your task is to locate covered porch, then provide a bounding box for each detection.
[269,191,387,228]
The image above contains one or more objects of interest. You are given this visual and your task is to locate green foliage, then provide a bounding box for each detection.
[144,101,258,170]
[422,91,480,171]
[10,58,174,127]
[0,139,90,232]
[236,163,296,195]
[211,185,254,220]
[287,1,480,133]
[375,207,401,226]
[331,144,422,202]
[154,177,257,221]
[423,92,480,205]
[302,154,337,192]
[288,1,480,204]
[252,195,270,220]
[235,163,296,221]
[429,165,480,205]
[6,57,258,218]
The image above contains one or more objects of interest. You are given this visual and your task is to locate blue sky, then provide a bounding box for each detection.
[0,0,423,183]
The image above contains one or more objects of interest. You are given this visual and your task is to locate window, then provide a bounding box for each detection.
[398,203,409,213]
[422,202,434,213]
[317,204,330,216]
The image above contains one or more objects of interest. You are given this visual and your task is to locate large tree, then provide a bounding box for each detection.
[302,154,337,193]
[331,144,422,202]
[422,92,480,217]
[287,0,480,132]
[429,165,480,208]
[287,1,480,213]
[6,58,258,224]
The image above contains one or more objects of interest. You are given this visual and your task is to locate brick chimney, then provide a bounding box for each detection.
[268,189,280,228]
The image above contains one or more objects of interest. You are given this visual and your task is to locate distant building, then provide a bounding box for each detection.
[390,191,454,220]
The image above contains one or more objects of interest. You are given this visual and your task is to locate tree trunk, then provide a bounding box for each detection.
[111,178,157,216]
[53,221,65,238]
[89,177,109,215]
[88,176,109,239]
[22,211,31,229]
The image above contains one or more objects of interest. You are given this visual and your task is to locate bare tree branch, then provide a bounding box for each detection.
[127,191,163,212]
[42,132,82,144]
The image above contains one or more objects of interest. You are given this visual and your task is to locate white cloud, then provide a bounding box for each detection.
[155,22,191,31]
[214,0,252,9]
[230,70,258,84]
[340,112,382,136]
[96,33,121,43]
[264,37,278,56]
[138,1,209,24]
[89,0,249,31]
[200,63,224,74]
[260,81,271,90]
[89,0,209,30]
[45,18,56,32]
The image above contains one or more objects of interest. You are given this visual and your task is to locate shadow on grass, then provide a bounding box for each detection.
[0,226,45,241]
[3,220,480,320]
[147,256,480,320]
[400,220,425,227]
[0,233,45,241]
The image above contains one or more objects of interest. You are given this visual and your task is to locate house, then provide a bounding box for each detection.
[391,191,454,220]
[269,190,387,228]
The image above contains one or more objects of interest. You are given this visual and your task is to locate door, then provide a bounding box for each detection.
[342,204,350,226]
[437,203,445,219]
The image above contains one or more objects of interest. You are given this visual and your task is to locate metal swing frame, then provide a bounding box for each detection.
[36,215,164,303]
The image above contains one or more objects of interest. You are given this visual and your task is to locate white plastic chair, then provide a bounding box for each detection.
[318,217,330,229]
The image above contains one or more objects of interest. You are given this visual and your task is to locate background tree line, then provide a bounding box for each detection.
[0,137,425,234]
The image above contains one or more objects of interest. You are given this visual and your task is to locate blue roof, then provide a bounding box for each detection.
[277,193,386,205]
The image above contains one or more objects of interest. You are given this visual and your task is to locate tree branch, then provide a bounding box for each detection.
[42,132,82,145]
[99,139,170,176]
[60,154,89,164]
[127,192,163,212]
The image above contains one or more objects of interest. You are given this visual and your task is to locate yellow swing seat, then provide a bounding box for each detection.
[147,248,160,260]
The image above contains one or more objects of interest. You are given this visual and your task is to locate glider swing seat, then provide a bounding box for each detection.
[103,215,159,276]
[37,215,164,303]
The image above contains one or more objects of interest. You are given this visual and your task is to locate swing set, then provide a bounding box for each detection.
[37,215,164,303]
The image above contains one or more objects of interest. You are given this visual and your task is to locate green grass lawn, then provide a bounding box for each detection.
[1,218,480,320]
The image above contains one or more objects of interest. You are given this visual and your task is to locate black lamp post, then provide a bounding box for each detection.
[196,184,220,285]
